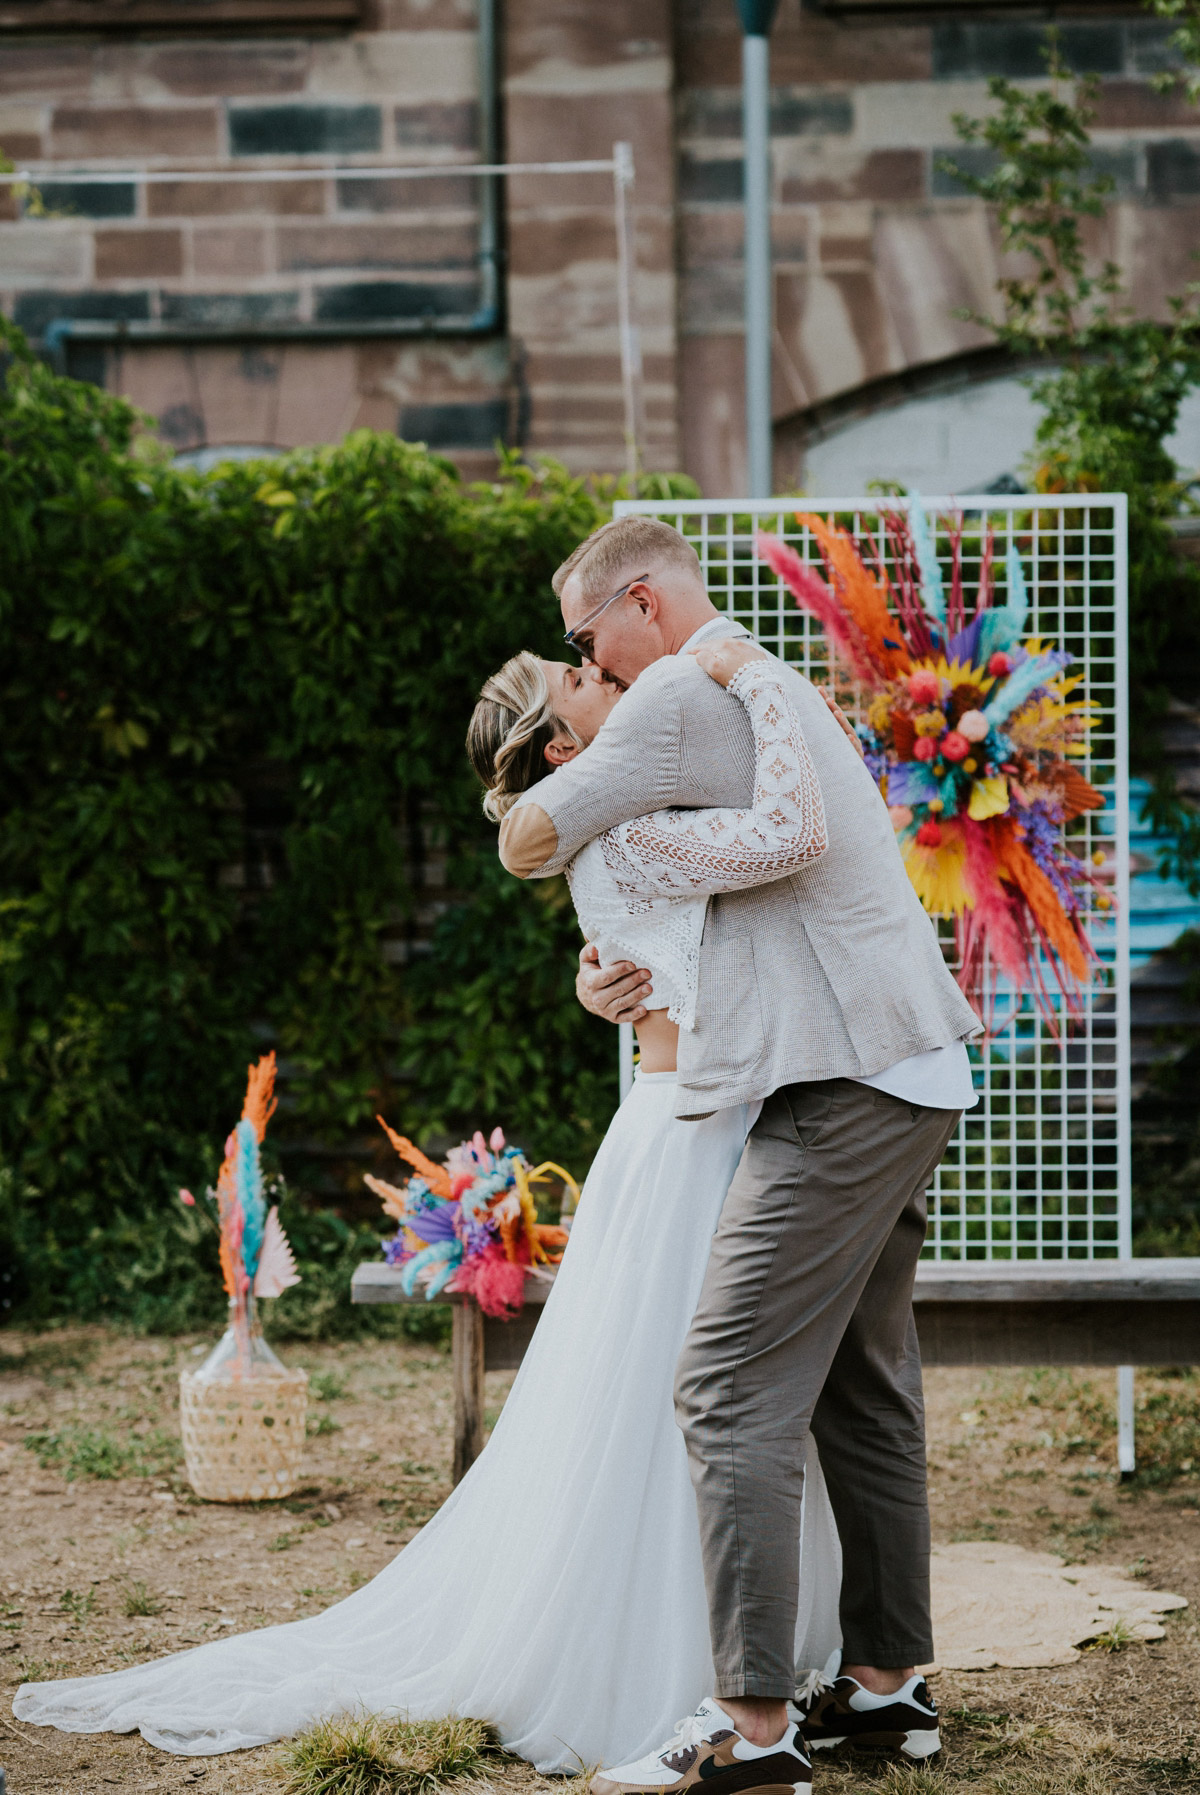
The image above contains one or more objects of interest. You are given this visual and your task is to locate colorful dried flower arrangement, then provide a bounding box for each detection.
[367,1119,578,1318]
[178,1053,301,1354]
[757,507,1111,1027]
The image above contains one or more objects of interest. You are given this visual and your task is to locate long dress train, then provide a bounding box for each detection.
[14,1071,842,1768]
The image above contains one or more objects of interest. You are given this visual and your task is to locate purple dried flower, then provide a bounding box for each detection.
[1022,801,1084,913]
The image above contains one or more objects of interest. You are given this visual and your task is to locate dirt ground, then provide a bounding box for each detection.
[1,1328,1198,1795]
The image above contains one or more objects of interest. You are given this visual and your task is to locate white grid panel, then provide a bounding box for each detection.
[613,494,1131,1262]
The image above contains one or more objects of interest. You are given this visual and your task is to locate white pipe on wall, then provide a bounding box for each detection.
[742,29,772,500]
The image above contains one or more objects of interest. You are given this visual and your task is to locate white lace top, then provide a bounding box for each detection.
[564,661,827,1029]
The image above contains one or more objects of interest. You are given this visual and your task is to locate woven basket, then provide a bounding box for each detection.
[180,1365,308,1502]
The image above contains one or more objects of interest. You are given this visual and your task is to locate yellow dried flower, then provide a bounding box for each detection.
[868,694,894,733]
[913,709,947,738]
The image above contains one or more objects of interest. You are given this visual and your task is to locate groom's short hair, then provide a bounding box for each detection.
[552,517,704,605]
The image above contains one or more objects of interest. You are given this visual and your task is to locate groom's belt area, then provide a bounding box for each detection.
[499,804,557,879]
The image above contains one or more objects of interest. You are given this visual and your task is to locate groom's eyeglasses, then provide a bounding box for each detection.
[563,572,650,658]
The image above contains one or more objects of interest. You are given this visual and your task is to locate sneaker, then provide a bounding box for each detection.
[791,1672,940,1762]
[591,1698,813,1795]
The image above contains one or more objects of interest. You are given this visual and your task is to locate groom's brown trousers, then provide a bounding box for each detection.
[674,1077,961,1699]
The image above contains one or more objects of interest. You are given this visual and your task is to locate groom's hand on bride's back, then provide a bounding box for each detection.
[576,943,654,1025]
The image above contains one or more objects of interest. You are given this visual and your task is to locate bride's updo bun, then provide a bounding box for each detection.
[467,650,581,822]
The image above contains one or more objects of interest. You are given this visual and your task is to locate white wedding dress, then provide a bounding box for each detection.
[15,660,842,1769]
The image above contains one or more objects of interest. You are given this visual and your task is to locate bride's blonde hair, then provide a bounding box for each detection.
[467,650,582,822]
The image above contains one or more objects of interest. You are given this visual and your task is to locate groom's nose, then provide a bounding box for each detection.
[584,660,627,693]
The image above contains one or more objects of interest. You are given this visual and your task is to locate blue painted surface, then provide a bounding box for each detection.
[1098,778,1200,967]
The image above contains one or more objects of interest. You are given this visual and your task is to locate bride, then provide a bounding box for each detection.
[14,638,842,1770]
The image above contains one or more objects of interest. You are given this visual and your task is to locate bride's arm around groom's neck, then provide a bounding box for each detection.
[499,657,689,881]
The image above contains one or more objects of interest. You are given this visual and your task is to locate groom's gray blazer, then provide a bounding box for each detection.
[500,625,980,1118]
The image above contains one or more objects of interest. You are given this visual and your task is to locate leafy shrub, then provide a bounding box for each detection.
[0,319,695,1328]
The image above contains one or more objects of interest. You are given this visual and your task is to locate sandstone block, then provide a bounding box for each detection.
[188,345,284,447]
[506,93,674,206]
[337,173,476,213]
[229,103,381,157]
[681,263,743,332]
[0,224,87,281]
[95,227,183,279]
[682,88,852,139]
[873,208,995,367]
[371,0,483,28]
[307,33,477,103]
[506,211,623,278]
[0,43,92,100]
[393,100,478,148]
[1127,201,1200,311]
[506,0,671,76]
[51,105,220,159]
[148,179,325,218]
[506,54,671,96]
[146,42,310,98]
[780,149,925,204]
[271,341,360,446]
[278,220,478,270]
[678,5,930,87]
[1094,79,1199,129]
[192,226,271,277]
[0,133,42,162]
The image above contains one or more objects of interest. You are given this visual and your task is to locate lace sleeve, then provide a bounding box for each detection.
[600,663,828,900]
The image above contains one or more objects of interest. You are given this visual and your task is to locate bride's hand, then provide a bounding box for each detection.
[689,639,769,687]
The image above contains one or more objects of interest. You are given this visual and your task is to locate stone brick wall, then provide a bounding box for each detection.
[3,0,1200,493]
[678,2,1200,495]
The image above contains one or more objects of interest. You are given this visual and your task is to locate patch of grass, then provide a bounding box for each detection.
[24,1423,181,1482]
[310,1370,348,1403]
[307,1412,340,1438]
[17,1654,68,1681]
[1130,1374,1200,1487]
[59,1586,96,1625]
[0,1335,98,1378]
[122,1580,162,1618]
[276,1712,499,1795]
[1085,1617,1136,1653]
[1144,1747,1200,1785]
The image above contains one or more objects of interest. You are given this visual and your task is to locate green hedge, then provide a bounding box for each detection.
[0,321,694,1331]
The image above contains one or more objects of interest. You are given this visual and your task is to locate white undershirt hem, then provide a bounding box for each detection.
[851,1040,978,1111]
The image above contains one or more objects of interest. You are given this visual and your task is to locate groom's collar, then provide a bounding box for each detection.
[677,615,753,655]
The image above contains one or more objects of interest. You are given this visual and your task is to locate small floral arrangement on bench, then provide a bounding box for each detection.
[366,1118,578,1319]
[757,506,1109,1030]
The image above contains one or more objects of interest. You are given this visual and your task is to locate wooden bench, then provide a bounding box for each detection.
[351,1257,1200,1484]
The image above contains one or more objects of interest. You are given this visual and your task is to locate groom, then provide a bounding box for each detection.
[499,516,980,1790]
